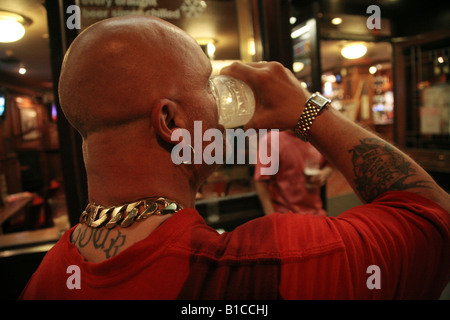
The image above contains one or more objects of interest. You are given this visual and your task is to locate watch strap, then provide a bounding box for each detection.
[294,99,323,141]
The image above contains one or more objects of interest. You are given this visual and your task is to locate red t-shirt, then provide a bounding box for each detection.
[20,192,449,300]
[254,130,326,215]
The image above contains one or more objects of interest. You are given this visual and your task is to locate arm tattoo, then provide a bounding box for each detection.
[71,227,126,259]
[349,138,432,203]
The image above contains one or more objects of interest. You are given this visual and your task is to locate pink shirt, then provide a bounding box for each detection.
[254,130,326,215]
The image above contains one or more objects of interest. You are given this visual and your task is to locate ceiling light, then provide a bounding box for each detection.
[331,17,342,25]
[369,66,377,74]
[0,11,30,43]
[19,67,26,74]
[341,44,367,59]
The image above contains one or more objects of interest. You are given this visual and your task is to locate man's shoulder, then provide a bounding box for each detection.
[191,213,346,263]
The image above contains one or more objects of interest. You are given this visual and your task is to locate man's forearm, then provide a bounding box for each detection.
[309,107,450,212]
[219,61,448,212]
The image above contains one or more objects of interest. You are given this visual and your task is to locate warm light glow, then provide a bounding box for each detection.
[290,17,297,25]
[331,17,342,25]
[341,44,367,59]
[293,62,304,73]
[207,42,216,58]
[291,25,310,39]
[0,11,27,43]
[437,56,444,64]
[248,40,255,56]
[196,38,217,59]
[0,19,25,43]
[210,60,239,75]
[369,66,377,74]
[322,74,336,83]
[19,67,26,74]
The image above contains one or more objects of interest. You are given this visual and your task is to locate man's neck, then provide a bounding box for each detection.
[86,165,196,209]
[83,136,197,209]
[75,138,196,263]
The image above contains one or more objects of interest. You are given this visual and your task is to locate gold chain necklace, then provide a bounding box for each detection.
[79,197,183,229]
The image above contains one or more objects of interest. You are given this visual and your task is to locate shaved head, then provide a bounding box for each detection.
[58,16,218,206]
[59,16,210,138]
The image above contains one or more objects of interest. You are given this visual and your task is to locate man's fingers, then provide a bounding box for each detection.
[219,61,266,84]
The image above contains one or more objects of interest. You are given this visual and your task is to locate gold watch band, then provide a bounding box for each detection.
[294,100,322,141]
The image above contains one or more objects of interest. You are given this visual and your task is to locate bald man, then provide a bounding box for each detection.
[21,16,449,300]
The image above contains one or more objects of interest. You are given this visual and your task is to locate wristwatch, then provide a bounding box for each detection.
[294,92,331,141]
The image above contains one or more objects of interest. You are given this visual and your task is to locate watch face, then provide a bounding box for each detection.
[311,93,330,107]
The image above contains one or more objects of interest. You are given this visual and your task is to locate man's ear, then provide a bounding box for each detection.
[151,99,185,144]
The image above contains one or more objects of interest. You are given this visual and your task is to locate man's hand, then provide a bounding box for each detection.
[220,61,310,131]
